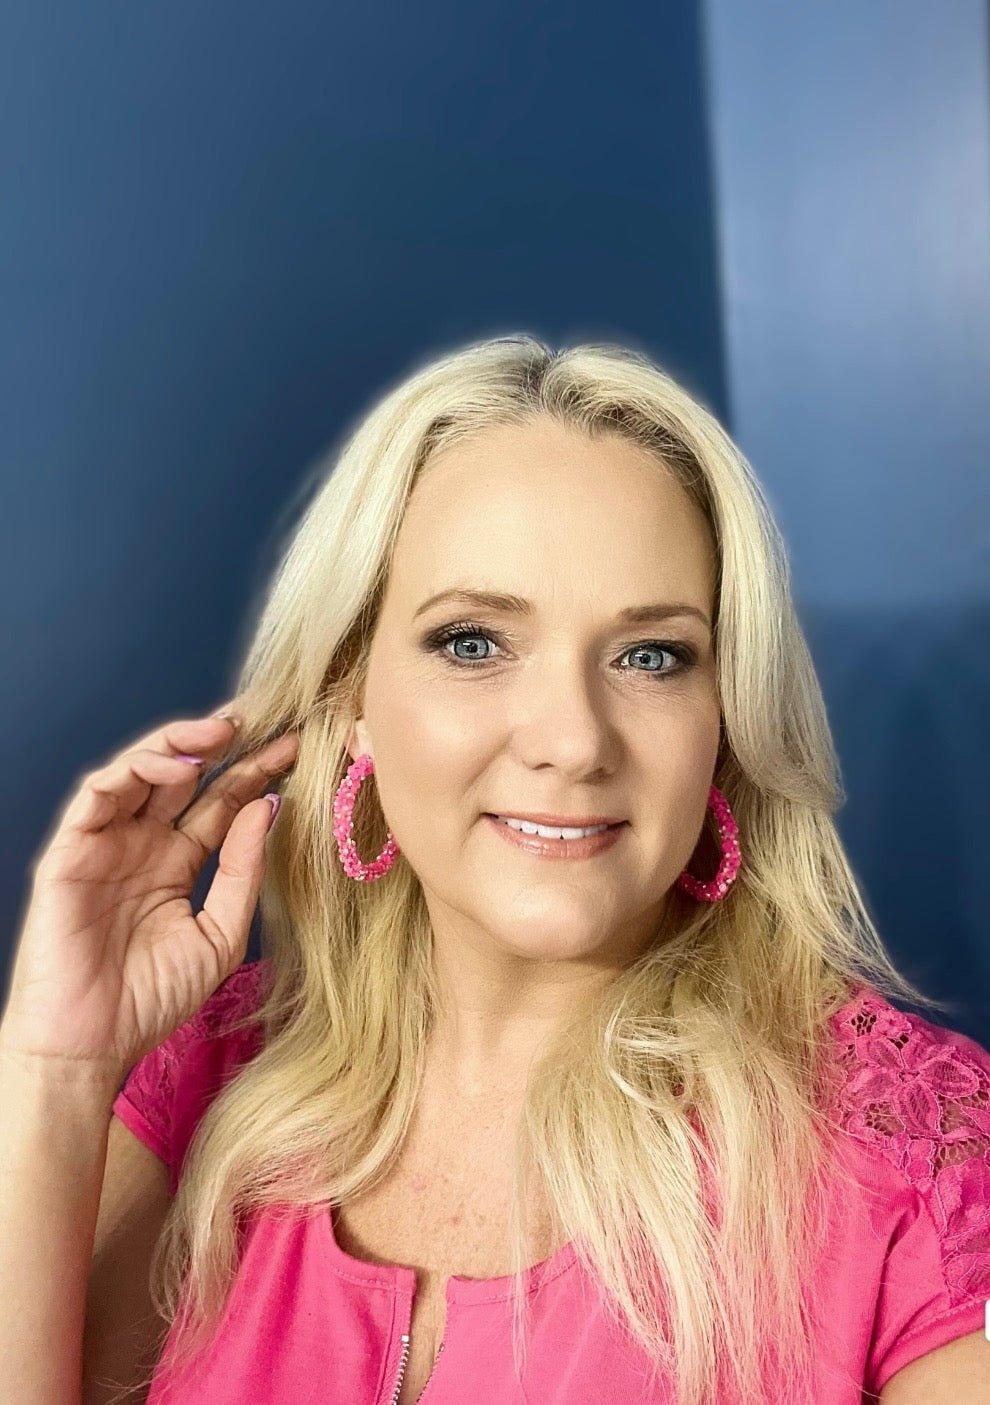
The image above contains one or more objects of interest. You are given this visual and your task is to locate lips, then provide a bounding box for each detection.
[484,813,627,860]
[485,812,626,828]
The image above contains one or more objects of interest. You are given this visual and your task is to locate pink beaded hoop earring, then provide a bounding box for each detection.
[675,784,740,902]
[332,753,400,882]
[332,760,740,898]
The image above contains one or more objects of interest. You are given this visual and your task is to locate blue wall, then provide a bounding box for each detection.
[3,3,986,1039]
[703,0,990,1038]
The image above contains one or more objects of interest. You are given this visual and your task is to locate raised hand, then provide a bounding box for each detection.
[0,703,299,1080]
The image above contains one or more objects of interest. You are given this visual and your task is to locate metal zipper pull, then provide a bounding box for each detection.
[388,1333,411,1405]
[389,1330,446,1404]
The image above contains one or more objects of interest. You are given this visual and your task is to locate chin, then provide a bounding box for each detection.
[486,913,618,961]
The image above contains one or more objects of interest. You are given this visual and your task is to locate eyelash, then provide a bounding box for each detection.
[424,620,697,679]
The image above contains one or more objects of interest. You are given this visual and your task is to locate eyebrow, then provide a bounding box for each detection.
[412,587,712,632]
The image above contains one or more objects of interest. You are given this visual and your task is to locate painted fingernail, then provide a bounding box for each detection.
[264,793,282,829]
[176,753,205,765]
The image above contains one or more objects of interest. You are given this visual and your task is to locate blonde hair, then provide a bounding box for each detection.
[124,336,950,1405]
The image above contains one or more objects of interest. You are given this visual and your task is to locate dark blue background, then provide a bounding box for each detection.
[3,2,987,1041]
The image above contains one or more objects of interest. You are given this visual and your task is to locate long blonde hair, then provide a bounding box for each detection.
[130,336,950,1404]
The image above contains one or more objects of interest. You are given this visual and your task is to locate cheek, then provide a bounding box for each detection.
[371,686,490,818]
[401,691,488,758]
[633,704,722,825]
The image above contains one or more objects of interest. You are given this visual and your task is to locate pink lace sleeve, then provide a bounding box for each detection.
[831,989,990,1392]
[112,961,268,1189]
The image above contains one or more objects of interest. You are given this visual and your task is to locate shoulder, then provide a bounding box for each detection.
[827,982,990,1174]
[183,957,271,1039]
[821,985,990,1392]
[119,958,270,1081]
[113,959,272,1191]
[826,982,990,1299]
[144,958,270,1070]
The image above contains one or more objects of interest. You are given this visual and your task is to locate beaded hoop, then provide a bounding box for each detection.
[331,753,400,881]
[332,757,741,900]
[674,783,741,901]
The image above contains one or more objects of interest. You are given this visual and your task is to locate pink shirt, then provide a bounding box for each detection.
[112,961,990,1402]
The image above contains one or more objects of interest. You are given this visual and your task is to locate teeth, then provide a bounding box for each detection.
[496,816,611,840]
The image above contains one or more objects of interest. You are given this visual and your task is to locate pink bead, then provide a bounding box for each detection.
[332,761,740,902]
[331,753,400,882]
[675,784,742,903]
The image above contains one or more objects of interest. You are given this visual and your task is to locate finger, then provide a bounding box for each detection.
[70,704,247,833]
[194,795,280,967]
[132,707,258,826]
[58,749,209,835]
[175,731,299,857]
[142,725,296,830]
[112,700,246,773]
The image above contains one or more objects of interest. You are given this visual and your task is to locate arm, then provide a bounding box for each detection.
[0,1045,120,1405]
[82,1113,172,1405]
[879,1328,989,1402]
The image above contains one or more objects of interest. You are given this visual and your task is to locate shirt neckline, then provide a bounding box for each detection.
[323,1202,580,1304]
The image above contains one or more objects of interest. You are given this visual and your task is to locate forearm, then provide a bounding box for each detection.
[0,1045,119,1405]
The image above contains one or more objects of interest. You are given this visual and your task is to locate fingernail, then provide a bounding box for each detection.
[264,793,282,829]
[216,712,242,728]
[176,753,205,765]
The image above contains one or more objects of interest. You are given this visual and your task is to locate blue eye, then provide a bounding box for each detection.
[424,622,695,678]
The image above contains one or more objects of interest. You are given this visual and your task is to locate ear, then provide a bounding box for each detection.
[347,719,373,765]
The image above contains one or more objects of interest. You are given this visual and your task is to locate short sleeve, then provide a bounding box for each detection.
[831,990,990,1393]
[112,961,268,1195]
[113,1021,185,1169]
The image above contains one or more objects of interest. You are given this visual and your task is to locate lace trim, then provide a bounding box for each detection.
[185,960,268,1039]
[122,962,267,1148]
[830,990,990,1305]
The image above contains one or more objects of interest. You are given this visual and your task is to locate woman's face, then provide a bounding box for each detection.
[352,416,722,969]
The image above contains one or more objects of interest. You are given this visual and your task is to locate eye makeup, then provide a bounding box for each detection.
[421,619,698,680]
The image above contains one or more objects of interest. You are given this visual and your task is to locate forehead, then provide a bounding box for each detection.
[384,418,716,611]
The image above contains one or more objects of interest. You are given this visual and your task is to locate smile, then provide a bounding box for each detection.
[484,813,627,860]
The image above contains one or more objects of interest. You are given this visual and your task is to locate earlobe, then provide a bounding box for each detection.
[348,721,371,763]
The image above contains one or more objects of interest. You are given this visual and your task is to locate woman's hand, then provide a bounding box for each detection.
[0,703,298,1081]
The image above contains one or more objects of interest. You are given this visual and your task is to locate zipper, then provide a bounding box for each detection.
[387,1333,445,1405]
[415,1340,445,1403]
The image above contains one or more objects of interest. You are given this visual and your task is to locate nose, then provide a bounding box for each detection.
[508,655,620,780]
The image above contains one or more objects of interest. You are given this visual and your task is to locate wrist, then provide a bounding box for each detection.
[0,1038,123,1099]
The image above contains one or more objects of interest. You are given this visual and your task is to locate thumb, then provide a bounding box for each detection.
[198,794,281,960]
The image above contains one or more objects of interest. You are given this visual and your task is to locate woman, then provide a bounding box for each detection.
[2,337,987,1404]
